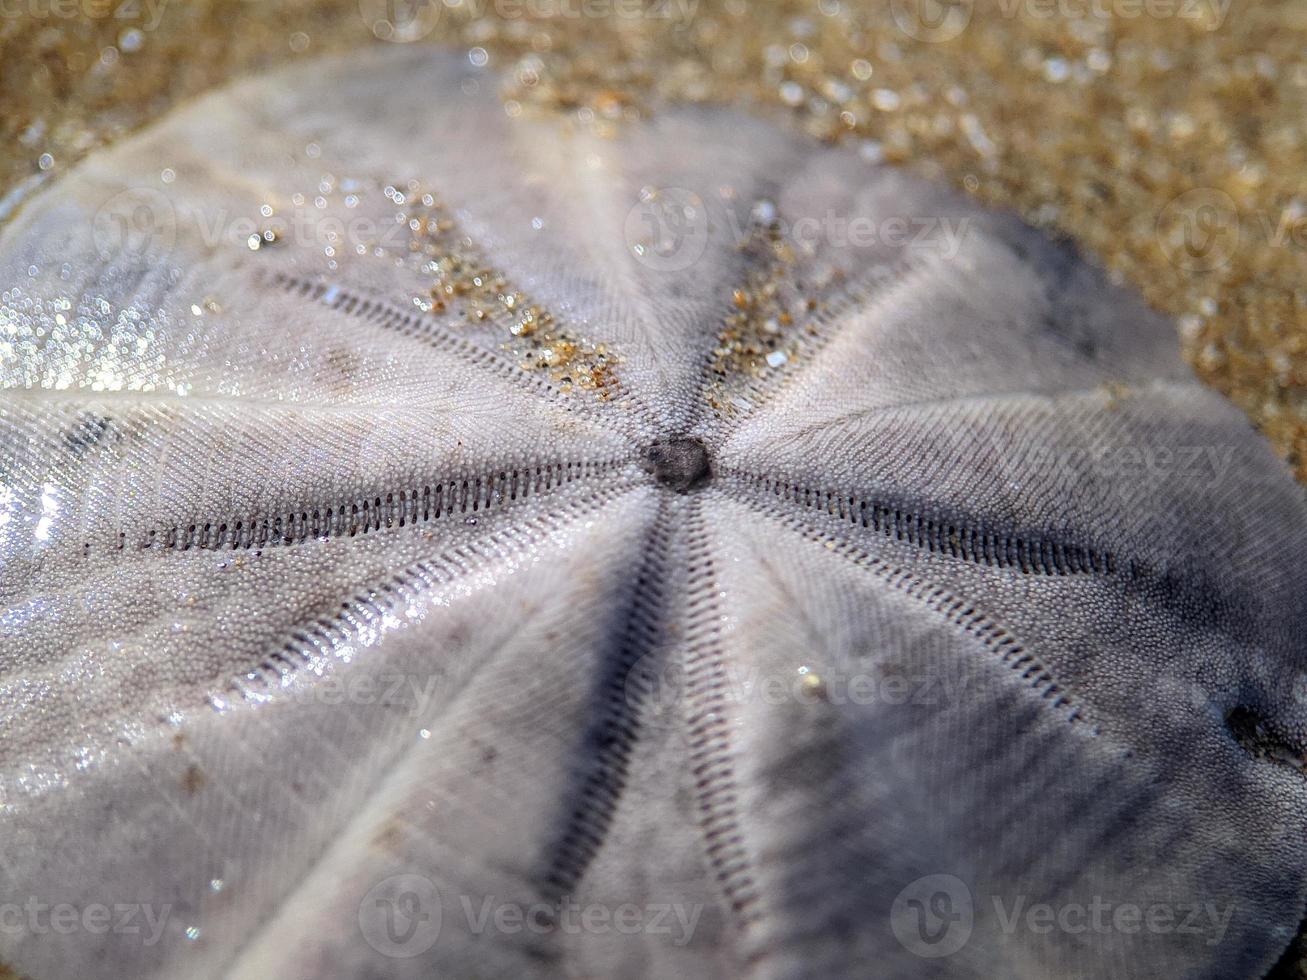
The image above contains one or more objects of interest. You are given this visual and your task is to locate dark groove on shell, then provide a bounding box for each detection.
[536,492,677,899]
[218,478,646,706]
[86,457,631,558]
[679,494,766,939]
[731,490,1091,729]
[723,468,1118,577]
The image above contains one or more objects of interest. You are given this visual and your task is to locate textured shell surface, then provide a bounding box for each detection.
[1,45,1307,980]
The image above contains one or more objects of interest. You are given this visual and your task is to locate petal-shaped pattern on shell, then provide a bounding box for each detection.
[703,492,1307,977]
[1,483,663,979]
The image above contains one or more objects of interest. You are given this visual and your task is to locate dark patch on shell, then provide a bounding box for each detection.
[643,438,712,493]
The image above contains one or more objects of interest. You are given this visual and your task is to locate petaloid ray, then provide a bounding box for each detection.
[1,46,1306,980]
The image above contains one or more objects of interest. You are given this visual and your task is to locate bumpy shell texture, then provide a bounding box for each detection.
[2,46,1307,980]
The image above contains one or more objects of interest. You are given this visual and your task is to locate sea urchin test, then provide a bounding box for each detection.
[1,46,1306,980]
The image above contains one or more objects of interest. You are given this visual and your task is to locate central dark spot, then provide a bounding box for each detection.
[643,438,712,493]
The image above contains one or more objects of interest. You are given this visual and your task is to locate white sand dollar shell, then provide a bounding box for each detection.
[1,46,1306,980]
